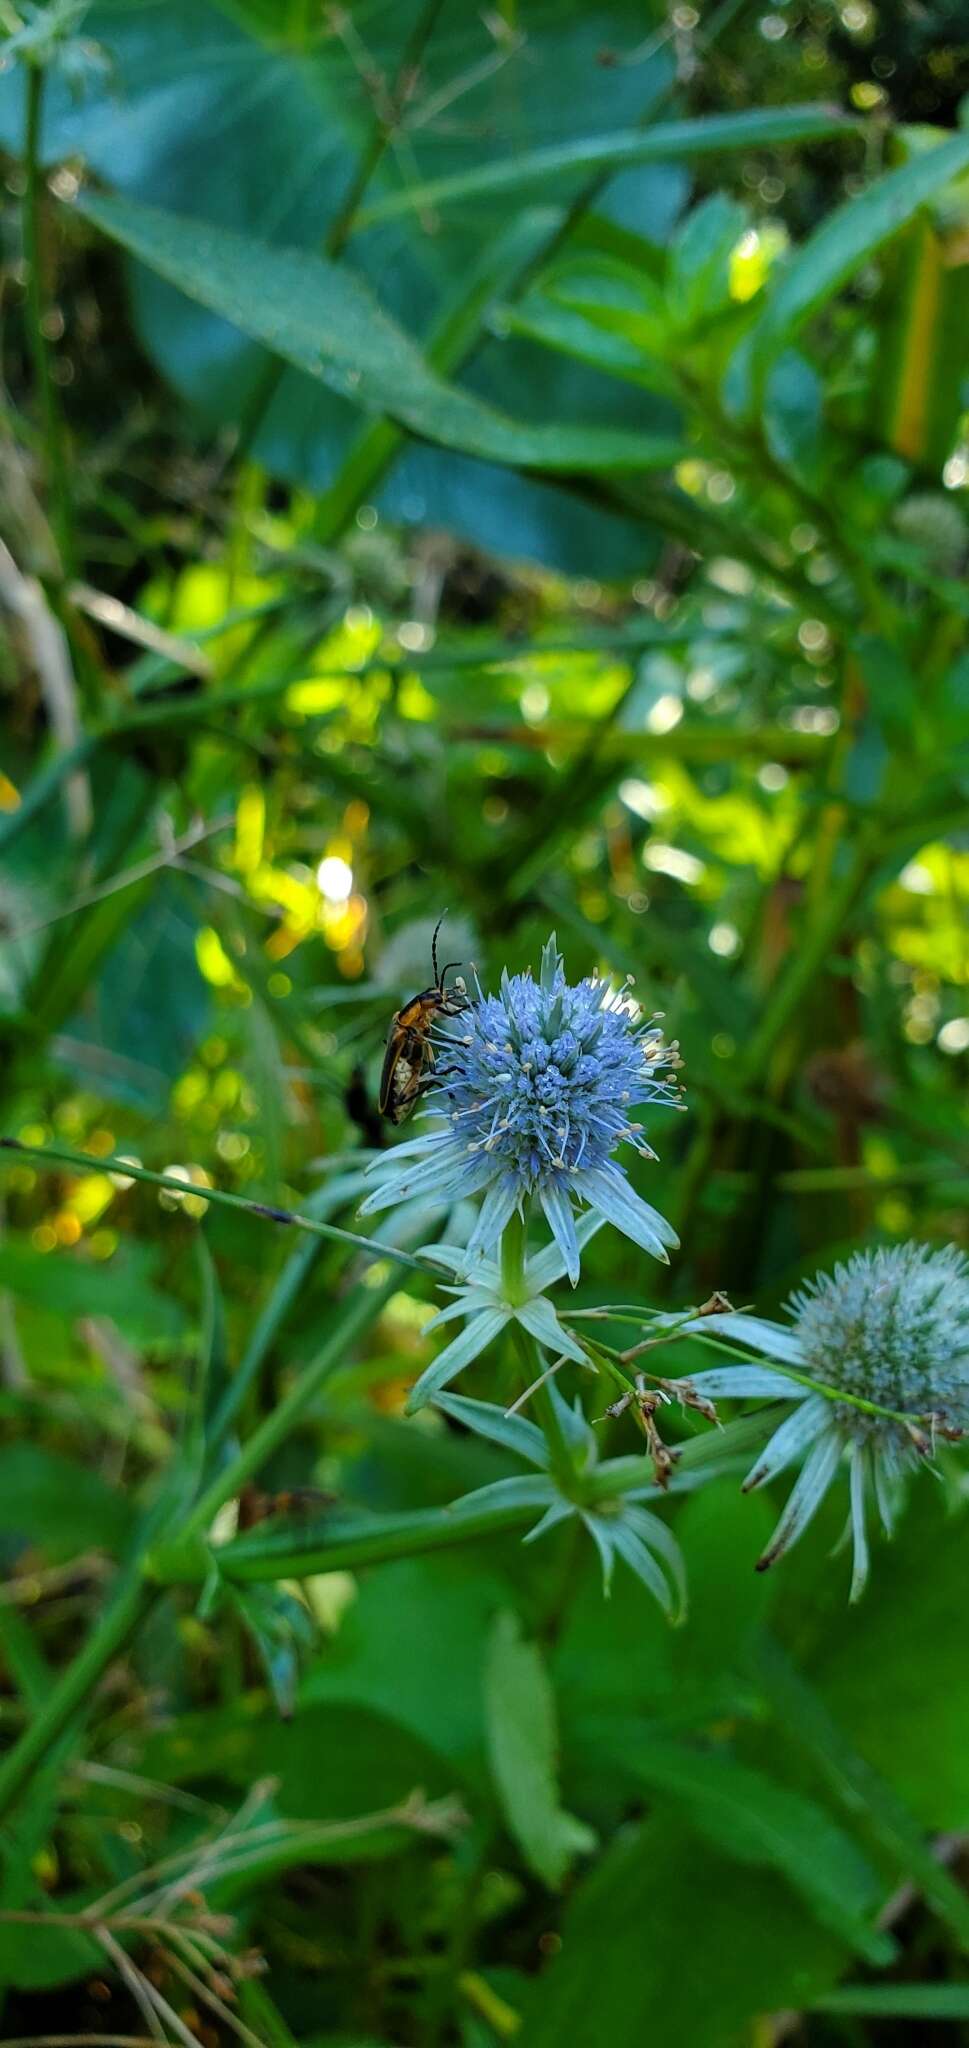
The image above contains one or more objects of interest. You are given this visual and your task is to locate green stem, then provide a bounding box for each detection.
[0,1260,403,1820]
[499,1209,528,1307]
[23,62,73,575]
[150,1416,771,1588]
[498,1211,577,1486]
[0,1138,431,1276]
[0,1564,152,1823]
[512,1323,576,1489]
[174,1269,400,1551]
[738,832,878,1090]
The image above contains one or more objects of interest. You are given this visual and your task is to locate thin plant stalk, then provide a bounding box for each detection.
[22,61,73,576]
[500,1209,577,1487]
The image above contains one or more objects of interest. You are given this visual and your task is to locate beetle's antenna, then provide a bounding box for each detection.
[432,911,447,987]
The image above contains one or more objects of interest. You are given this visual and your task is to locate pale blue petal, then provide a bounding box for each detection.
[538,1178,580,1287]
[848,1444,870,1603]
[607,1518,674,1616]
[465,1176,521,1264]
[433,1391,550,1470]
[522,1500,575,1545]
[417,1243,493,1277]
[360,1151,492,1215]
[742,1394,831,1492]
[581,1512,617,1596]
[689,1313,806,1366]
[405,1308,509,1414]
[513,1295,590,1366]
[364,1131,448,1173]
[425,1293,495,1335]
[526,1209,604,1293]
[669,1365,802,1400]
[757,1427,842,1572]
[447,1474,557,1521]
[547,1381,596,1463]
[622,1505,687,1622]
[872,1444,904,1537]
[575,1164,678,1264]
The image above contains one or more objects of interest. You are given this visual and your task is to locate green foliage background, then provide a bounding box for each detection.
[0,1,967,2042]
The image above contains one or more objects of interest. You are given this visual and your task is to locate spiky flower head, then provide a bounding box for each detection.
[790,1244,969,1442]
[361,936,682,1283]
[668,1243,969,1600]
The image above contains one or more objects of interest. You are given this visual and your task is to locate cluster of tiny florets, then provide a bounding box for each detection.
[788,1243,969,1444]
[435,956,682,1190]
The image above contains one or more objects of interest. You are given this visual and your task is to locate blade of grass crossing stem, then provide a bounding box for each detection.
[205,1180,358,1463]
[0,1139,430,1275]
[356,107,855,224]
[752,1635,969,1953]
[315,207,560,541]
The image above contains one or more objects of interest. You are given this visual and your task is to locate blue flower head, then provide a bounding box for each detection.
[670,1242,969,1600]
[362,936,682,1283]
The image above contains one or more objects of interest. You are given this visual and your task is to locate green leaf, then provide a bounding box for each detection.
[359,108,855,225]
[855,634,920,747]
[814,1985,969,2019]
[667,192,748,331]
[0,1234,186,1345]
[75,192,687,478]
[519,1810,853,2047]
[0,1444,132,1561]
[754,1634,969,1954]
[299,1558,510,1786]
[622,1740,890,1963]
[433,1391,550,1470]
[485,1610,597,1889]
[227,1582,317,1721]
[747,131,969,384]
[762,348,825,483]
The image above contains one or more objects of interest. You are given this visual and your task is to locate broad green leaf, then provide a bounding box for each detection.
[0,1445,132,1561]
[747,131,969,383]
[621,1740,890,1963]
[137,1698,456,1818]
[316,207,559,539]
[359,107,855,225]
[0,1887,100,1992]
[754,1634,969,1953]
[855,634,920,747]
[485,1610,596,1888]
[520,1809,852,2047]
[762,349,825,483]
[76,192,687,477]
[0,1234,185,1345]
[299,1558,511,1786]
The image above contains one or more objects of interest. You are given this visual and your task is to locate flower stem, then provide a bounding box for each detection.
[498,1209,577,1486]
[0,1137,431,1275]
[149,1415,773,1587]
[174,1268,401,1551]
[499,1209,528,1306]
[0,1561,153,1823]
[23,61,74,576]
[0,1267,402,1819]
